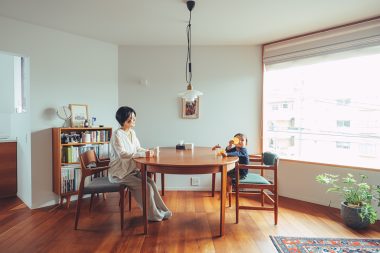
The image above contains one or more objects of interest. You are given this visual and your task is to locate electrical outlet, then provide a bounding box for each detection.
[191,177,200,186]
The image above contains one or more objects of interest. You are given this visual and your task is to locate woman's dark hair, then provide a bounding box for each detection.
[115,106,136,126]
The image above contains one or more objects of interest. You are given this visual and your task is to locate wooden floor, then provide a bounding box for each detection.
[0,192,379,253]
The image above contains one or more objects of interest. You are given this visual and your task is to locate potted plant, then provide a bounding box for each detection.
[316,173,380,229]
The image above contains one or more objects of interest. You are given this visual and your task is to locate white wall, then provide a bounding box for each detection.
[0,16,119,208]
[0,53,14,139]
[118,46,262,190]
[0,53,14,114]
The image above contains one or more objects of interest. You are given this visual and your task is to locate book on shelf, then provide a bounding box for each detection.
[61,165,81,193]
[61,144,110,163]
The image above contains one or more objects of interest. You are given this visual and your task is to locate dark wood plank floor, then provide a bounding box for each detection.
[0,192,379,253]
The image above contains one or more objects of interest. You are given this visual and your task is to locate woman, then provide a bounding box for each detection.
[108,106,172,221]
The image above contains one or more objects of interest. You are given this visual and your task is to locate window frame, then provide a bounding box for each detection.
[261,16,380,171]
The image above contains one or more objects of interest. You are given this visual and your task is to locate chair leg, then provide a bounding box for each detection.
[274,191,278,225]
[161,173,165,196]
[128,190,132,211]
[227,177,232,207]
[89,193,94,213]
[74,191,83,229]
[120,187,125,230]
[153,172,157,182]
[235,185,239,224]
[261,189,264,207]
[212,173,216,197]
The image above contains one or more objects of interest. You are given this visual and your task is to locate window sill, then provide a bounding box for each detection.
[280,158,380,172]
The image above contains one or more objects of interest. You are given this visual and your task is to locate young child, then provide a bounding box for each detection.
[213,133,249,193]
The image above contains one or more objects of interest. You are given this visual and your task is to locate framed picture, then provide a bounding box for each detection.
[69,104,89,127]
[182,98,199,119]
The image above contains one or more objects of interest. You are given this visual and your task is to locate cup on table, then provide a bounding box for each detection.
[154,146,160,156]
[145,150,154,157]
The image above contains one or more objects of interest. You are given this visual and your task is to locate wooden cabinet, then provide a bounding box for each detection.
[52,127,112,207]
[0,141,17,198]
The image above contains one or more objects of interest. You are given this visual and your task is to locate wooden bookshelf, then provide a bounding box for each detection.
[52,127,112,208]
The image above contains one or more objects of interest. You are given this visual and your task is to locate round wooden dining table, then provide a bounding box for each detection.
[134,146,238,237]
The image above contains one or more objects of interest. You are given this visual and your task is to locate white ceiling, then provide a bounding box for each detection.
[0,0,379,46]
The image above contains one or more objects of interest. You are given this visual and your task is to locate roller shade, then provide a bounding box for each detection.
[263,18,380,65]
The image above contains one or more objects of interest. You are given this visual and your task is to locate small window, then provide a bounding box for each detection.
[359,143,376,157]
[14,56,26,113]
[337,120,350,128]
[336,141,350,149]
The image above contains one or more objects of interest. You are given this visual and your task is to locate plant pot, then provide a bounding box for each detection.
[340,202,370,229]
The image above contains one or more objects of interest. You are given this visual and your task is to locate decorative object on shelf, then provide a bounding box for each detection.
[316,173,380,229]
[69,104,89,128]
[178,0,203,103]
[182,97,199,119]
[91,117,97,127]
[56,106,72,127]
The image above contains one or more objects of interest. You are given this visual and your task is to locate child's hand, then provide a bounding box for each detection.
[228,139,235,146]
[212,144,221,151]
[221,150,227,157]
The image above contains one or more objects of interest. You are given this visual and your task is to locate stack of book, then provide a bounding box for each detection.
[61,165,81,193]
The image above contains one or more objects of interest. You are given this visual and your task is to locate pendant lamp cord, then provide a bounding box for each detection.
[186,10,192,84]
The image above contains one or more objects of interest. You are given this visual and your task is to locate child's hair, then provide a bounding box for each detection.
[234,133,248,145]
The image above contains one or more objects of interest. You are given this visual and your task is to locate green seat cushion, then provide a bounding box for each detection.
[239,173,270,185]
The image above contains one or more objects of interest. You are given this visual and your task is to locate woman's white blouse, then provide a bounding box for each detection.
[108,128,147,180]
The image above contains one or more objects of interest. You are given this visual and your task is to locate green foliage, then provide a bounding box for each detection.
[316,173,380,224]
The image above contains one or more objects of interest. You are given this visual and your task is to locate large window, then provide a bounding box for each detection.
[263,37,380,169]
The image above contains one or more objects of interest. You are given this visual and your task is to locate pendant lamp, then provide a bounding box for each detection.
[178,0,203,102]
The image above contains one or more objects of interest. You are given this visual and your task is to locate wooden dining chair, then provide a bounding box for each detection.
[74,150,131,230]
[234,152,279,224]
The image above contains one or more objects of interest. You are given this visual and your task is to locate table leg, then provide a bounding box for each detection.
[142,165,148,234]
[212,173,216,197]
[161,173,165,196]
[220,165,227,236]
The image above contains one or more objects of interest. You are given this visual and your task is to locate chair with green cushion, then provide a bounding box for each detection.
[235,152,279,224]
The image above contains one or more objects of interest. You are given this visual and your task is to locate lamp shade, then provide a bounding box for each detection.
[178,87,203,102]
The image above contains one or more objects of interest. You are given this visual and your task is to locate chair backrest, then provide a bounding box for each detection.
[262,152,279,166]
[79,150,98,177]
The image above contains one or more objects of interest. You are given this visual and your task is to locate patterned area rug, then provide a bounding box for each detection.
[270,236,380,253]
